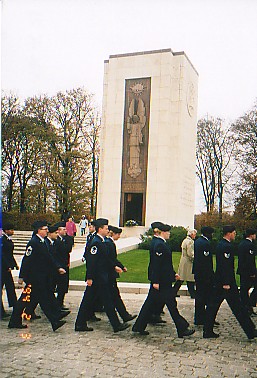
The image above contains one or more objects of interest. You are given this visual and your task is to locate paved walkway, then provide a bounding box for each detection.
[1,290,257,377]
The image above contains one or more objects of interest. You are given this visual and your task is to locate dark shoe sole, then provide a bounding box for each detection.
[8,324,28,329]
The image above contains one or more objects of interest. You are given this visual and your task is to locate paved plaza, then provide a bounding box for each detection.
[1,289,257,378]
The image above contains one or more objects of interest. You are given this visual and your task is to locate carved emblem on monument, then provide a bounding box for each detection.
[127,83,146,178]
[187,83,195,117]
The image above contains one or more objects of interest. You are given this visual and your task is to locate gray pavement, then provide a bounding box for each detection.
[1,289,257,378]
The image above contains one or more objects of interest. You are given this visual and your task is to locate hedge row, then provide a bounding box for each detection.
[2,212,61,231]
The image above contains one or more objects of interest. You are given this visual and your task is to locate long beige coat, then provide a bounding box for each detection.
[177,236,195,282]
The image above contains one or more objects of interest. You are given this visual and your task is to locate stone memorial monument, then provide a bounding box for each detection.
[96,48,198,230]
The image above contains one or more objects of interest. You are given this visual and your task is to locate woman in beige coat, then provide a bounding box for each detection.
[175,229,197,298]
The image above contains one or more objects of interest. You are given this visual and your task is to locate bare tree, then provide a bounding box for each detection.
[196,116,235,217]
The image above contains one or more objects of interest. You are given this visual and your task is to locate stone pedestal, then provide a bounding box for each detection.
[97,49,198,229]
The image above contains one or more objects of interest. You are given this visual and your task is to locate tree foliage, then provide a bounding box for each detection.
[1,88,100,217]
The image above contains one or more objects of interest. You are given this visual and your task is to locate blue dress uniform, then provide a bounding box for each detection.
[1,232,18,317]
[75,233,127,332]
[192,233,215,325]
[237,236,257,312]
[8,234,65,330]
[54,234,73,307]
[133,227,192,337]
[204,237,256,339]
[82,231,96,261]
[105,232,135,322]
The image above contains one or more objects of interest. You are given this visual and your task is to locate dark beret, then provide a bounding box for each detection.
[55,222,66,228]
[158,223,171,232]
[2,223,15,231]
[223,225,236,235]
[48,225,58,233]
[88,220,96,226]
[245,228,257,237]
[32,220,48,230]
[201,226,215,236]
[151,221,163,230]
[94,218,109,228]
[108,225,122,234]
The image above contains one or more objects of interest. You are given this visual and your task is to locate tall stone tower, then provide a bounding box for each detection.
[97,48,198,229]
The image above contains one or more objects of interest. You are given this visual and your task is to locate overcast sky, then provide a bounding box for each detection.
[2,0,257,212]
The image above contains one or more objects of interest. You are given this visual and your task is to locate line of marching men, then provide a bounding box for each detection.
[1,219,257,340]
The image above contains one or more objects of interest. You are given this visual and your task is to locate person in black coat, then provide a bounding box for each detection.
[106,225,136,322]
[237,228,257,315]
[8,221,67,331]
[192,226,216,326]
[54,222,73,309]
[132,222,195,337]
[204,225,257,339]
[75,218,130,333]
[1,223,18,319]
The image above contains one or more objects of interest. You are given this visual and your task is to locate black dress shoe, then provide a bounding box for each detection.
[52,320,66,331]
[58,310,71,320]
[214,321,220,326]
[250,312,257,317]
[203,332,219,339]
[149,316,166,324]
[132,328,150,335]
[89,315,101,322]
[61,305,69,311]
[75,325,94,332]
[178,328,195,338]
[113,323,130,333]
[8,323,28,329]
[31,314,42,320]
[123,314,137,322]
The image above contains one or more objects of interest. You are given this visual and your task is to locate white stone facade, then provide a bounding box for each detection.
[97,49,198,229]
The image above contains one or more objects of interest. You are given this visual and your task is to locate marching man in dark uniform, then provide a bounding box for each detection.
[75,218,130,333]
[82,220,96,261]
[192,226,217,327]
[8,221,67,331]
[204,225,257,340]
[237,228,257,316]
[1,223,18,319]
[106,225,136,322]
[54,222,73,310]
[132,222,195,337]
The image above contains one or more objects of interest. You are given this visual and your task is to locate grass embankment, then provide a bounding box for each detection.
[70,249,245,286]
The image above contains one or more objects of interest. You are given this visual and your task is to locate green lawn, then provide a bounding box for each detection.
[70,249,246,286]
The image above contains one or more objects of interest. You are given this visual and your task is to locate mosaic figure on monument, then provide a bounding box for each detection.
[127,84,146,179]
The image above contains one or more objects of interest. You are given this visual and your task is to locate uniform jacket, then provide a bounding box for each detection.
[54,235,73,268]
[178,236,195,282]
[1,234,18,271]
[85,234,115,283]
[19,235,60,289]
[215,238,237,287]
[151,238,176,285]
[237,238,256,277]
[192,235,214,283]
[105,237,125,281]
[148,236,160,281]
[83,231,96,260]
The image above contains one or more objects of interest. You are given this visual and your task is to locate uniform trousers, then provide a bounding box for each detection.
[56,270,69,306]
[204,285,256,339]
[249,276,257,307]
[9,284,61,326]
[133,284,189,336]
[194,278,214,325]
[75,281,121,330]
[239,275,255,311]
[1,270,17,309]
[109,281,130,321]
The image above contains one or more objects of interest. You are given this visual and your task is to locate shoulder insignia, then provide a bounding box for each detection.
[203,251,209,256]
[249,250,254,255]
[224,252,230,259]
[155,252,162,256]
[90,246,98,255]
[25,246,33,256]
